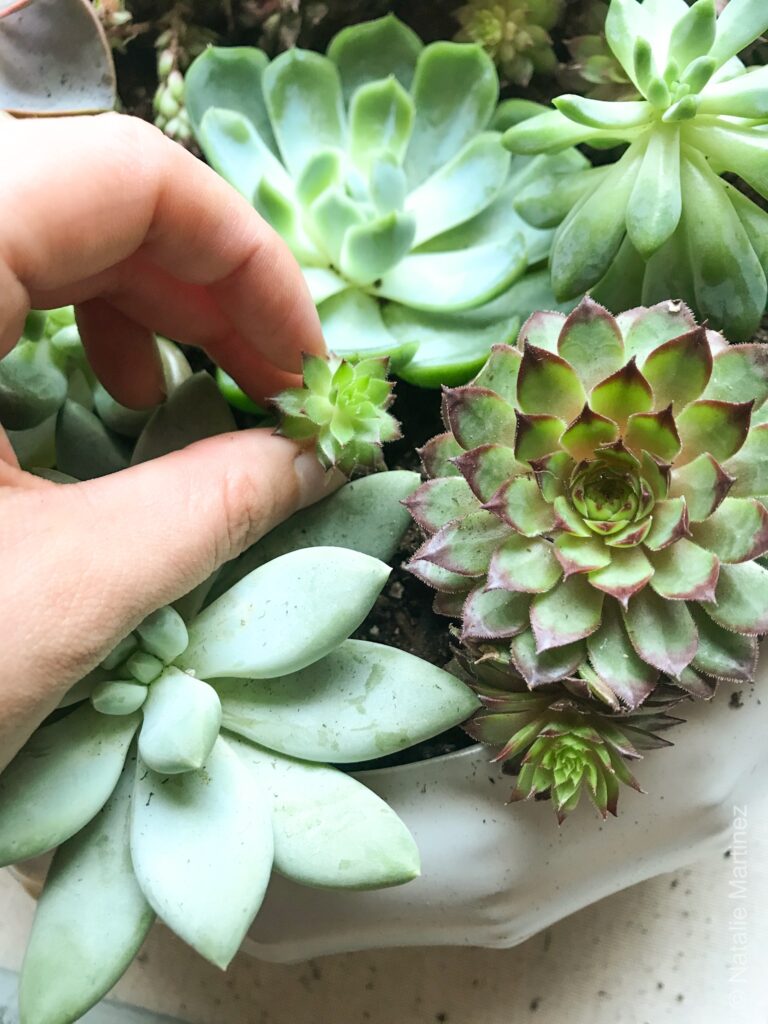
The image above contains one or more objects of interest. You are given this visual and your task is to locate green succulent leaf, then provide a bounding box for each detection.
[444,386,517,449]
[586,601,659,708]
[725,424,768,498]
[625,407,681,462]
[515,413,568,461]
[703,344,768,409]
[589,358,653,427]
[625,127,682,258]
[689,604,757,682]
[691,497,768,564]
[485,475,556,537]
[132,373,236,465]
[56,400,129,480]
[587,546,654,605]
[669,452,733,520]
[699,561,768,635]
[404,477,479,532]
[511,629,587,686]
[644,497,690,551]
[560,406,619,461]
[454,443,526,502]
[348,76,414,171]
[327,13,423,101]
[462,586,531,641]
[556,297,624,390]
[0,339,68,430]
[138,668,222,775]
[415,509,510,575]
[648,538,719,602]
[340,211,417,285]
[622,586,697,677]
[530,574,604,651]
[517,344,586,422]
[487,534,562,593]
[554,534,612,577]
[641,326,712,411]
[186,46,276,150]
[677,399,753,465]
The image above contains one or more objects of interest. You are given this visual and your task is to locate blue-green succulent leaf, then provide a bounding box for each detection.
[139,668,222,775]
[327,13,423,101]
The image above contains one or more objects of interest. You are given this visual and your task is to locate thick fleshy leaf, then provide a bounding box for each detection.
[131,739,273,969]
[420,433,463,477]
[589,359,653,428]
[709,0,768,69]
[641,326,713,412]
[261,49,345,177]
[487,534,561,593]
[699,562,768,635]
[703,344,768,409]
[414,510,509,575]
[517,344,586,422]
[556,298,624,390]
[303,266,347,305]
[318,289,402,360]
[404,477,479,532]
[405,41,498,186]
[641,450,671,501]
[462,586,530,640]
[552,494,592,537]
[444,386,517,449]
[725,424,768,498]
[669,452,733,520]
[623,587,697,677]
[644,497,690,551]
[603,518,653,549]
[309,188,365,264]
[186,46,276,150]
[19,760,153,1024]
[485,475,555,537]
[471,344,521,402]
[515,413,567,461]
[0,705,137,866]
[619,300,697,361]
[587,602,659,709]
[503,109,628,156]
[214,639,479,762]
[554,95,653,131]
[139,668,222,775]
[649,538,719,602]
[340,211,416,285]
[349,76,414,171]
[518,310,567,352]
[677,666,717,700]
[0,339,67,430]
[554,534,612,577]
[91,680,148,717]
[560,406,619,461]
[56,400,129,480]
[197,108,291,203]
[625,125,682,258]
[530,574,604,651]
[407,557,474,593]
[453,444,524,502]
[625,407,681,462]
[327,14,423,100]
[132,373,236,465]
[691,497,768,563]
[587,546,654,606]
[229,736,419,889]
[179,548,389,679]
[510,629,587,686]
[676,400,753,465]
[689,605,757,683]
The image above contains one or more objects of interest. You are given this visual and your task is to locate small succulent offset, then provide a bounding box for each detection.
[504,0,768,341]
[454,0,563,86]
[185,14,586,386]
[407,297,768,811]
[558,1,636,101]
[273,353,400,475]
[0,483,477,1024]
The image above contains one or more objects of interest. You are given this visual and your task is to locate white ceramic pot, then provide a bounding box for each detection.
[242,651,768,963]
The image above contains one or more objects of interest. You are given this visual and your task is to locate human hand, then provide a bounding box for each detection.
[0,113,336,769]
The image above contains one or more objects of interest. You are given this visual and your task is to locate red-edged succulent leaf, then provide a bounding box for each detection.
[691,497,768,563]
[484,475,555,536]
[414,510,508,576]
[471,345,521,403]
[530,574,604,652]
[603,517,652,548]
[461,586,530,642]
[552,494,592,536]
[644,497,690,551]
[622,586,698,677]
[640,450,670,500]
[517,344,586,423]
[625,406,681,462]
[560,406,619,461]
[487,534,562,594]
[464,712,542,750]
[676,400,753,466]
[518,310,566,353]
[453,444,525,502]
[676,666,718,700]
[443,387,517,450]
[587,546,654,606]
[619,300,697,362]
[419,432,462,477]
[556,297,624,391]
[510,629,587,686]
[589,358,653,428]
[725,423,768,498]
[514,412,566,461]
[553,534,612,577]
[689,605,758,683]
[699,562,768,635]
[648,538,719,602]
[433,591,466,617]
[404,477,480,532]
[702,344,768,408]
[669,452,734,520]
[407,558,475,593]
[586,602,659,709]
[531,453,573,503]
[641,326,713,412]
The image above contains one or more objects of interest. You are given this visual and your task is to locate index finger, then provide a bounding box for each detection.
[0,113,325,376]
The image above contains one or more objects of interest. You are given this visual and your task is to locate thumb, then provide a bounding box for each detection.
[0,431,338,763]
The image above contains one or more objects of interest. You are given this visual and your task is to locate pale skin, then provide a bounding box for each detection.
[0,113,340,771]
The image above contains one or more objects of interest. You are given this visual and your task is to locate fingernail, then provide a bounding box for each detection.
[293,450,345,509]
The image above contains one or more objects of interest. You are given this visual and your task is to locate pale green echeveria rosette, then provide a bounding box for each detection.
[407,297,768,714]
[0,476,478,1024]
[184,14,586,389]
[504,0,768,342]
[454,0,563,87]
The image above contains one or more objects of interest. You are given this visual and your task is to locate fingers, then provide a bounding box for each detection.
[0,114,325,390]
[0,431,341,767]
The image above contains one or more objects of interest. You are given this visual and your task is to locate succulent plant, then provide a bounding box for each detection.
[503,0,768,341]
[0,475,478,1024]
[0,0,115,115]
[184,14,586,387]
[454,0,563,86]
[153,21,216,144]
[273,353,400,475]
[557,1,637,100]
[407,297,768,713]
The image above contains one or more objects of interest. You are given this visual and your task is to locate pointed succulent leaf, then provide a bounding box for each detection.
[531,575,604,651]
[407,557,474,594]
[626,126,682,258]
[556,297,624,390]
[488,534,561,593]
[676,399,753,466]
[515,412,567,461]
[691,497,768,563]
[587,602,659,709]
[625,406,681,462]
[214,639,479,762]
[453,444,525,502]
[56,400,129,480]
[554,534,612,577]
[510,630,587,686]
[587,546,654,606]
[132,373,236,465]
[503,110,625,156]
[648,538,719,602]
[444,386,517,449]
[518,310,567,353]
[702,345,768,409]
[0,339,68,430]
[178,548,389,679]
[404,477,480,532]
[327,13,423,100]
[689,604,757,683]
[668,0,717,71]
[229,737,419,889]
[645,497,690,551]
[0,705,137,866]
[590,358,653,428]
[560,406,619,461]
[138,668,222,776]
[348,76,414,171]
[197,107,290,203]
[619,301,698,362]
[185,46,275,149]
[517,344,586,422]
[131,739,273,969]
[622,587,697,677]
[669,452,733,520]
[340,211,417,285]
[91,680,148,717]
[415,510,509,575]
[135,606,188,664]
[641,326,713,412]
[603,517,653,549]
[708,0,768,67]
[553,95,653,131]
[641,450,670,501]
[699,562,768,635]
[725,424,768,498]
[18,761,153,1024]
[485,475,555,537]
[462,586,530,641]
[552,494,592,537]
[471,344,521,402]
